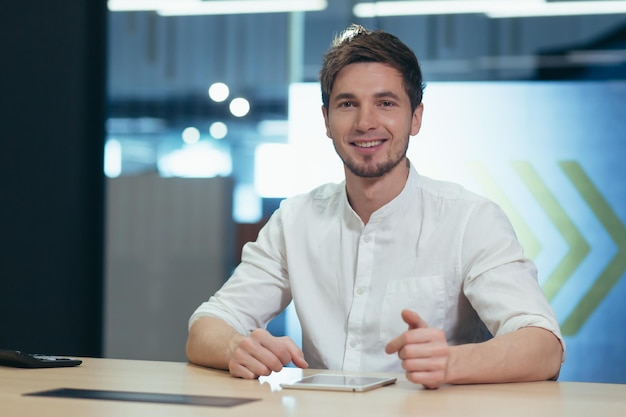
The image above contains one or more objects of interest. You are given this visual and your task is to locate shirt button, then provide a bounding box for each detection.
[350,340,358,348]
[356,287,365,295]
[362,236,370,242]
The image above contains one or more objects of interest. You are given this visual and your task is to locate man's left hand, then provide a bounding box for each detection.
[385,309,450,389]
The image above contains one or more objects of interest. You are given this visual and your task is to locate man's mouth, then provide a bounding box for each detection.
[352,140,384,148]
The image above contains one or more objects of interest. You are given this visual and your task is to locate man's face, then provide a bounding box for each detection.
[322,62,423,178]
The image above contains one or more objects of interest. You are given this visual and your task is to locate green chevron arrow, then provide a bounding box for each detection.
[513,161,590,301]
[559,161,626,336]
[466,162,542,260]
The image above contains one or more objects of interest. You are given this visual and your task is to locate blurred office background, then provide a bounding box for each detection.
[2,1,625,383]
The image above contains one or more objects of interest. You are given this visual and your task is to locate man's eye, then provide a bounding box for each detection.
[340,102,353,108]
[381,101,394,107]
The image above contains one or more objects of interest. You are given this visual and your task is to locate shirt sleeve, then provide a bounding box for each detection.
[188,207,293,334]
[461,200,566,359]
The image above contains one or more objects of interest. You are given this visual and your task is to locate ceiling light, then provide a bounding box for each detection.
[229,97,250,117]
[486,1,626,18]
[108,0,200,11]
[182,126,201,144]
[210,122,228,139]
[353,1,532,17]
[208,82,230,103]
[108,0,328,15]
[353,0,626,18]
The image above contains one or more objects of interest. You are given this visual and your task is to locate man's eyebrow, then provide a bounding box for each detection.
[332,92,356,102]
[331,91,402,101]
[374,91,401,101]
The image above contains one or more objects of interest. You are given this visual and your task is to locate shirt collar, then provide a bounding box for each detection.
[341,160,419,225]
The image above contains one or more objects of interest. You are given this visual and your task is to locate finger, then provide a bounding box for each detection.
[401,309,429,329]
[400,356,448,373]
[265,335,309,369]
[231,339,275,376]
[386,311,429,354]
[252,331,308,371]
[251,345,288,373]
[386,327,445,356]
[396,331,449,360]
[405,370,445,390]
[234,331,284,374]
[385,330,428,355]
[229,343,272,378]
[281,339,309,369]
[229,361,263,379]
[385,333,406,354]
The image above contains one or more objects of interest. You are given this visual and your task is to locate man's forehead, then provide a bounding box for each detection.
[330,63,407,100]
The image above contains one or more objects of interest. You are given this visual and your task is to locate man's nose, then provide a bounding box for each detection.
[354,106,378,131]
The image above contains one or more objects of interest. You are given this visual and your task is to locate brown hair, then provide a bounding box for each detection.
[319,24,425,112]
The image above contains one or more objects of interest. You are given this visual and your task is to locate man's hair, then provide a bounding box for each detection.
[319,24,425,112]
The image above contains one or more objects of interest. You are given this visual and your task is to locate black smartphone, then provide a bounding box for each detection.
[0,349,82,368]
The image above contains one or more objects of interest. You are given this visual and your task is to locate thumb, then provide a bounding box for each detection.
[401,309,429,330]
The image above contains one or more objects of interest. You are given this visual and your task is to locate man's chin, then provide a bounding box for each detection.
[347,165,389,178]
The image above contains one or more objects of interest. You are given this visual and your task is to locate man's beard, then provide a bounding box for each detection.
[335,140,409,178]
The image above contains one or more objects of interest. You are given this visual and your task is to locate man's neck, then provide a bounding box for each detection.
[345,159,410,224]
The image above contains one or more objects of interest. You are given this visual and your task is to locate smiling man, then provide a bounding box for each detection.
[186,24,564,389]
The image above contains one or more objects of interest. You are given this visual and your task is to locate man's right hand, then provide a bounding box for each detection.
[227,328,309,379]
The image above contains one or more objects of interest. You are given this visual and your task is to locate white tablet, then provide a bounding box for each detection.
[279,374,397,392]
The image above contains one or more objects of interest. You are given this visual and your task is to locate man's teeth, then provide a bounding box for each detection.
[354,140,383,148]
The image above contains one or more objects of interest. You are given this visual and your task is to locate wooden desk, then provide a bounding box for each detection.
[1,357,625,417]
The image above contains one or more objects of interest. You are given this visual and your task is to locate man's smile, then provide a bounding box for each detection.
[351,139,386,148]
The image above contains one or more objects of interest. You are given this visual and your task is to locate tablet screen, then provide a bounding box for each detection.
[280,374,397,392]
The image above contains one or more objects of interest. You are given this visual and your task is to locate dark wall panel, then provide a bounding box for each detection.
[0,2,107,356]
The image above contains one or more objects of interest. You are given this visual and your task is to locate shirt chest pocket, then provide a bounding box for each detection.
[378,275,448,344]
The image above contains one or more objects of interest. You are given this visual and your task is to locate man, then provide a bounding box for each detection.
[186,24,564,389]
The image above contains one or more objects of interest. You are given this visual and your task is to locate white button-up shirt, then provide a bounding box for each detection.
[190,164,563,372]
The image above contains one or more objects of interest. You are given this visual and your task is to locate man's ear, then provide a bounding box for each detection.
[321,105,332,139]
[411,103,424,136]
